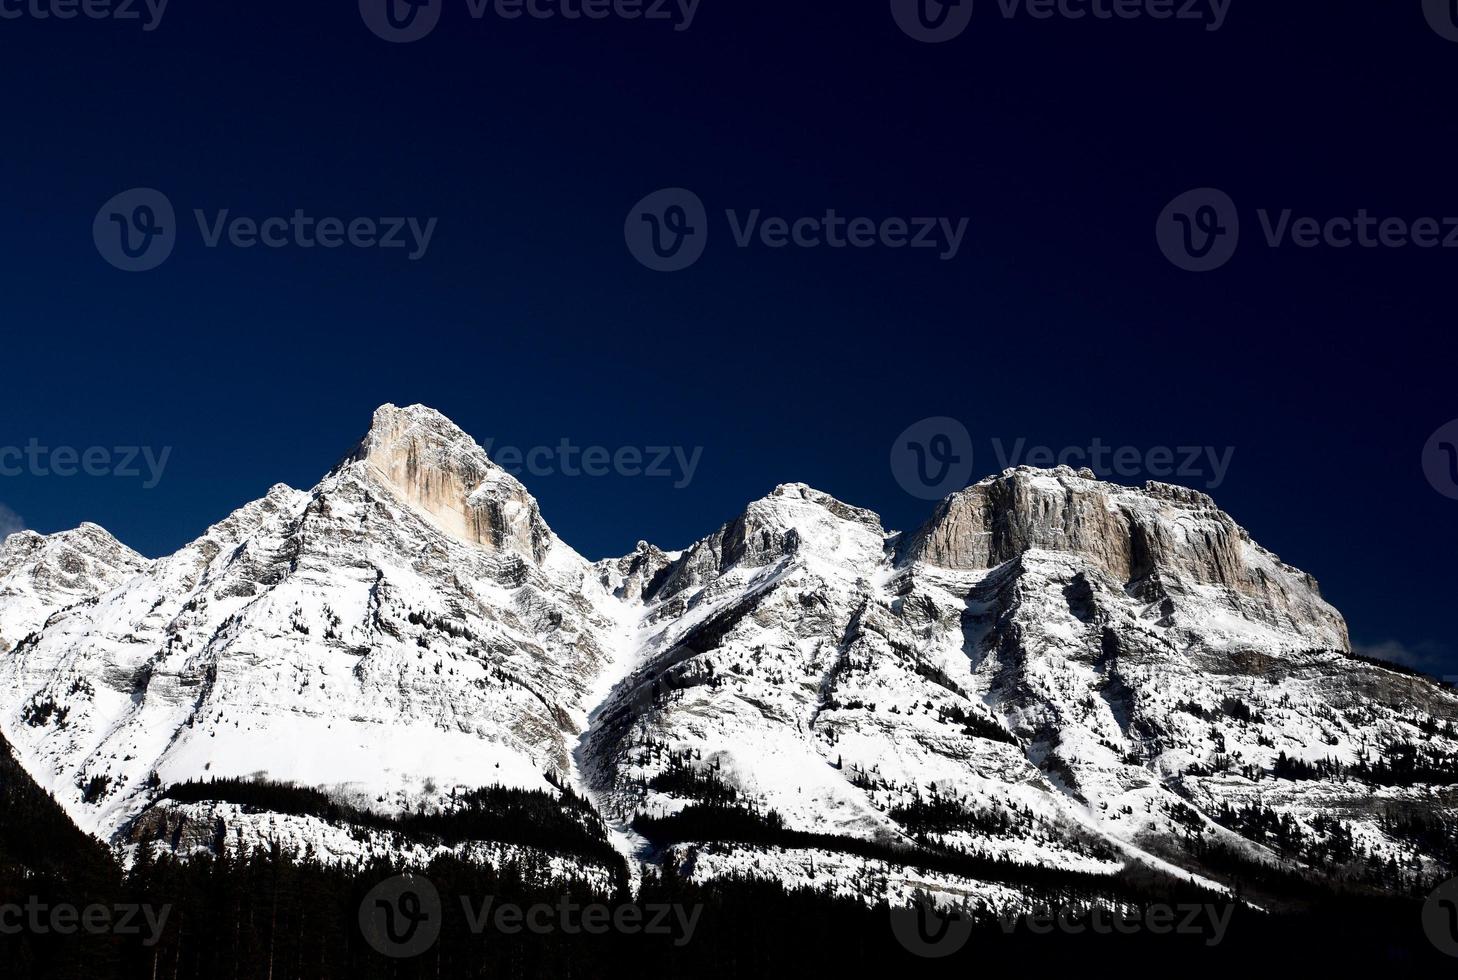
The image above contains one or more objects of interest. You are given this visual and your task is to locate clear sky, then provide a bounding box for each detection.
[1,1,1455,674]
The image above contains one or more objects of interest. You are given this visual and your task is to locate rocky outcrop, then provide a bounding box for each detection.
[127,803,221,854]
[347,403,554,563]
[596,541,676,603]
[905,466,1348,650]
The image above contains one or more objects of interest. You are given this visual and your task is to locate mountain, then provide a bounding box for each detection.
[587,471,1454,905]
[3,405,1455,909]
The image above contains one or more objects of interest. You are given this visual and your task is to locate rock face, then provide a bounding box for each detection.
[906,467,1347,652]
[348,404,555,563]
[3,407,1455,904]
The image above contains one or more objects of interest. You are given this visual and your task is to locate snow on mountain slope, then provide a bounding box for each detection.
[4,410,1456,905]
[0,523,151,653]
[584,466,1458,894]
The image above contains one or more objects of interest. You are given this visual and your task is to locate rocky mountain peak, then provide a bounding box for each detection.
[0,522,147,582]
[354,403,482,465]
[761,483,886,530]
[904,465,1347,650]
[341,403,554,563]
[639,483,891,604]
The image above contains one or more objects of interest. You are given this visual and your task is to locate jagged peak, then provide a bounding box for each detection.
[640,482,889,605]
[341,404,555,563]
[352,403,491,470]
[750,482,884,532]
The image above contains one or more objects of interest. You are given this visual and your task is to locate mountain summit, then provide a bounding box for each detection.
[1,406,1452,908]
[346,403,555,562]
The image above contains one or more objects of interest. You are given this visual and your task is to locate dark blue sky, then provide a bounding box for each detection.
[1,2,1454,672]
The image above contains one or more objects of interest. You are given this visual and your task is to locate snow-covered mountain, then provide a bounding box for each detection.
[4,405,1455,907]
[0,523,150,654]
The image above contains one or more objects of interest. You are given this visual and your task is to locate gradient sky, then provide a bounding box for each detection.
[0,1,1455,674]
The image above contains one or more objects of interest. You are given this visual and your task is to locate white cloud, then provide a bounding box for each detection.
[0,503,23,542]
[1352,639,1448,671]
